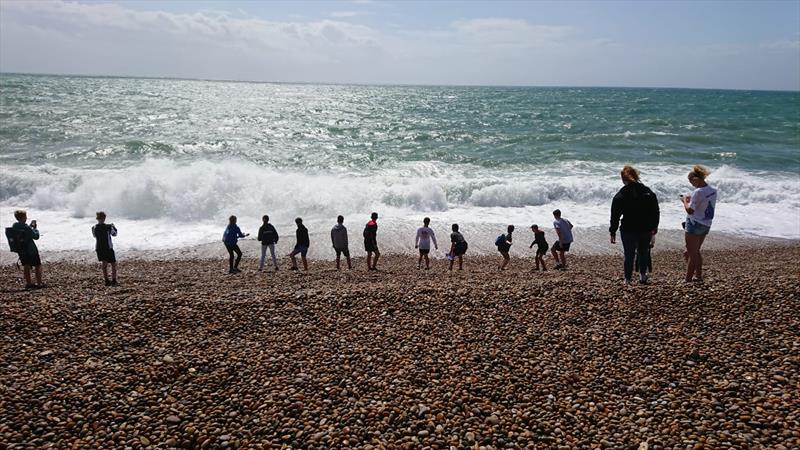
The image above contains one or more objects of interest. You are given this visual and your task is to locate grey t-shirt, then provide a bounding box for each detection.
[553,218,573,243]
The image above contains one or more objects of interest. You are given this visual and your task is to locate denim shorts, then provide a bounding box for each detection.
[685,219,711,236]
[291,245,309,257]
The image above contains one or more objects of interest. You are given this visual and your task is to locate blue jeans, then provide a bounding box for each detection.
[621,231,652,281]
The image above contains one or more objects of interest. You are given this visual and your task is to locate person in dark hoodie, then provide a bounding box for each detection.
[331,215,351,270]
[363,212,379,271]
[610,165,660,285]
[288,217,310,271]
[257,215,279,271]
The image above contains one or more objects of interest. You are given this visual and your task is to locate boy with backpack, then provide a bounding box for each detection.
[257,215,280,271]
[448,223,468,271]
[495,225,514,271]
[551,209,574,270]
[92,211,118,286]
[7,210,45,289]
[529,224,548,271]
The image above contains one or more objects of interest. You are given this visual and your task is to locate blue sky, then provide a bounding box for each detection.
[1,0,798,90]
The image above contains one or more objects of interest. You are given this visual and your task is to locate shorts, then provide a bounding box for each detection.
[335,248,350,258]
[97,248,117,263]
[685,219,711,236]
[553,241,571,252]
[454,242,468,256]
[19,251,41,267]
[418,248,430,255]
[536,245,549,256]
[364,239,378,253]
[291,245,309,257]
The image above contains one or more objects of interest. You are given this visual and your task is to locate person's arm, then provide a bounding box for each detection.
[110,224,117,236]
[555,223,564,241]
[431,229,438,249]
[92,225,97,238]
[331,228,336,248]
[29,226,39,240]
[609,193,622,242]
[414,229,420,248]
[651,192,660,234]
[682,191,695,214]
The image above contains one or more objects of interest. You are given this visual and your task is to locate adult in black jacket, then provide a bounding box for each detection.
[257,215,279,271]
[610,165,660,285]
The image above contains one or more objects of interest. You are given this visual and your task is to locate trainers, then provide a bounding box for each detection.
[639,275,649,285]
[111,280,118,287]
[105,279,111,286]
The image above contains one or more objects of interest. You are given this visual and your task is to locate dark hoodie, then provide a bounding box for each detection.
[609,182,660,234]
[331,223,348,249]
[257,223,279,245]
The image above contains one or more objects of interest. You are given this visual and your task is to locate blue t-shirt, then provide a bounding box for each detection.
[223,224,244,245]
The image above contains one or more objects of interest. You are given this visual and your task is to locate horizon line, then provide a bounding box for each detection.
[1,71,798,94]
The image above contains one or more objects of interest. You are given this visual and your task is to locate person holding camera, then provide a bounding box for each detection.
[10,209,45,289]
[92,211,119,286]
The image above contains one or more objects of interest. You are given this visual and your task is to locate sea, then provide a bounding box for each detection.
[1,74,798,259]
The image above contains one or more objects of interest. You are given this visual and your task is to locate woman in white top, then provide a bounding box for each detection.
[681,165,717,282]
[415,217,438,270]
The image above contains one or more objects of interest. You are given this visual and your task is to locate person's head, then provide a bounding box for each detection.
[620,165,640,185]
[507,224,515,233]
[553,209,561,218]
[14,209,27,223]
[688,165,710,187]
[295,217,303,226]
[371,212,378,221]
[229,215,237,224]
[96,211,106,223]
[423,217,430,226]
[452,223,459,232]
[337,215,344,224]
[531,224,539,232]
[262,215,269,223]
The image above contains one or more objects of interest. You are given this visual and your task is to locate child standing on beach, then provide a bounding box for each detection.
[8,210,45,289]
[289,217,310,271]
[331,215,351,270]
[223,215,249,274]
[364,212,380,271]
[551,209,574,270]
[257,215,280,271]
[92,211,118,286]
[529,224,548,271]
[448,223,468,271]
[415,217,438,270]
[496,225,514,270]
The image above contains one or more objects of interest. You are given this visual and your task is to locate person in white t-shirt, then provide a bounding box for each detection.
[415,217,438,270]
[550,209,574,270]
[681,165,717,283]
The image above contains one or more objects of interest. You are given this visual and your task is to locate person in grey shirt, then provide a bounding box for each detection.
[331,215,351,270]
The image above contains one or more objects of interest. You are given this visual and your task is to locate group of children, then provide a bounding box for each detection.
[224,209,574,273]
[5,208,575,289]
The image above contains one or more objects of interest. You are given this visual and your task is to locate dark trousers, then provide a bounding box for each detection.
[225,243,242,270]
[621,231,651,281]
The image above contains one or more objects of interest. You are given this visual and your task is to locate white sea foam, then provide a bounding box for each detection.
[1,159,798,258]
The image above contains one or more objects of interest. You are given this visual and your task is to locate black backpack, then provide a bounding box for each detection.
[5,227,26,253]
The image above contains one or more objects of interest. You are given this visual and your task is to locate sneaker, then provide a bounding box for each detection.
[639,275,648,285]
[289,266,299,271]
[111,280,118,287]
[25,284,36,290]
[554,264,563,270]
[105,279,111,286]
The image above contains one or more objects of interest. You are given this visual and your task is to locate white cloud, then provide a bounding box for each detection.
[331,11,368,18]
[761,39,800,50]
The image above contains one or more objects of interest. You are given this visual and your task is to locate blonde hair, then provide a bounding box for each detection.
[689,165,710,180]
[14,209,27,221]
[621,165,640,183]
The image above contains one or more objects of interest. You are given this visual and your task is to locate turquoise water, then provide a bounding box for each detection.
[1,74,798,252]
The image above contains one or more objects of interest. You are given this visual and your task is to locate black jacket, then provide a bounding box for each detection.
[609,182,660,234]
[257,223,279,245]
[295,225,310,247]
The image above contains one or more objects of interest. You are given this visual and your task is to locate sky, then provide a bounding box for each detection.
[1,0,798,90]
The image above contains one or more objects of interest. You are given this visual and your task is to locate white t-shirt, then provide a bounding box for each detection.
[553,218,573,243]
[415,226,437,250]
[688,184,717,227]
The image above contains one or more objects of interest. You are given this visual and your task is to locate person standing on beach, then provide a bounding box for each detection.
[223,215,249,274]
[415,217,438,270]
[331,215,351,270]
[609,165,660,285]
[529,224,549,271]
[551,210,574,270]
[681,165,717,282]
[289,217,310,271]
[496,225,514,270]
[8,210,45,289]
[448,223,468,271]
[257,215,280,272]
[92,211,119,286]
[364,212,380,271]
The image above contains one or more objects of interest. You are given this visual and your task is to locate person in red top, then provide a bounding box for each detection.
[363,212,380,271]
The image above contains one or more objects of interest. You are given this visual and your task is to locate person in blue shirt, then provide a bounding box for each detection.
[223,215,249,273]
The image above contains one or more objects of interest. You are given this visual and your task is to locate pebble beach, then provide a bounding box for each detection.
[1,246,798,449]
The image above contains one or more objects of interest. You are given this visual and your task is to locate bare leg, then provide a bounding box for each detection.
[449,258,454,271]
[458,255,463,270]
[417,253,423,269]
[500,252,510,270]
[551,248,560,266]
[301,256,308,271]
[290,253,298,269]
[102,262,109,280]
[336,254,341,270]
[34,265,43,285]
[23,265,32,286]
[366,252,372,270]
[346,254,352,270]
[685,233,700,281]
[424,254,430,269]
[560,251,567,268]
[695,234,707,280]
[111,262,117,281]
[372,250,380,270]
